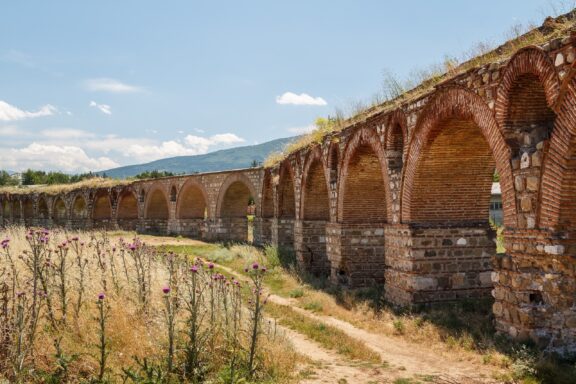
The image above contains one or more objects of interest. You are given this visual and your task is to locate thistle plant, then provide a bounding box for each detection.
[246,262,267,377]
[95,292,109,383]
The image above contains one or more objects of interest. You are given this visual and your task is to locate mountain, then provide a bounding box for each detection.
[101,136,295,179]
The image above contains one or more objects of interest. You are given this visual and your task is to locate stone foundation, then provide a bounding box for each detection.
[209,217,248,242]
[326,222,386,287]
[294,219,329,276]
[139,219,168,235]
[253,217,273,245]
[384,224,495,306]
[493,229,576,354]
[176,218,205,238]
[276,218,295,248]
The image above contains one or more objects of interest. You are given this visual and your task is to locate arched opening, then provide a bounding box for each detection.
[404,113,498,304]
[258,171,275,245]
[300,155,330,275]
[2,200,12,223]
[329,144,339,185]
[23,198,34,226]
[144,188,169,234]
[219,179,253,242]
[170,186,177,202]
[177,182,207,238]
[334,138,388,287]
[53,197,67,227]
[12,200,21,221]
[341,143,387,224]
[504,73,555,158]
[278,164,296,248]
[71,195,88,228]
[387,123,404,171]
[38,198,49,226]
[92,191,112,228]
[117,190,139,231]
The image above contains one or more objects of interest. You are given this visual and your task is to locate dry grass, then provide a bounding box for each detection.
[0,177,131,196]
[264,9,576,167]
[0,228,301,383]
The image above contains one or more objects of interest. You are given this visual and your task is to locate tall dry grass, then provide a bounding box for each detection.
[0,227,299,383]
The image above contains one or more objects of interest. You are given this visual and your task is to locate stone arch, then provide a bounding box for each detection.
[145,186,169,219]
[328,142,340,185]
[403,86,516,226]
[22,197,34,225]
[261,170,274,219]
[71,195,88,219]
[216,173,257,242]
[540,74,576,233]
[38,197,49,221]
[117,189,139,230]
[92,190,112,228]
[301,146,330,221]
[495,47,559,157]
[52,196,67,226]
[278,161,296,219]
[385,109,408,171]
[216,173,256,218]
[177,180,208,219]
[338,127,389,224]
[170,185,177,202]
[12,199,21,220]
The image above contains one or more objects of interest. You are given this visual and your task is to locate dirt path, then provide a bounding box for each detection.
[270,295,500,383]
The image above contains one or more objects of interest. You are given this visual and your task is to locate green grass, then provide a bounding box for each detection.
[266,302,381,364]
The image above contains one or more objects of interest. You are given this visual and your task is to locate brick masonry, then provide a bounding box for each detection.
[2,30,576,355]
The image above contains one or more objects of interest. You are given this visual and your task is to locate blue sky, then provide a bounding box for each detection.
[0,0,569,172]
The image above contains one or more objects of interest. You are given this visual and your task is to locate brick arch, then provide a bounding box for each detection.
[176,179,209,219]
[52,196,67,225]
[539,75,576,232]
[117,188,139,230]
[12,199,21,220]
[144,185,169,219]
[386,109,408,154]
[327,142,340,184]
[22,197,34,223]
[278,161,297,219]
[216,173,257,218]
[92,190,112,220]
[402,86,516,226]
[2,199,11,219]
[261,169,274,218]
[71,194,88,219]
[301,146,330,221]
[495,47,559,156]
[337,126,389,223]
[38,197,49,220]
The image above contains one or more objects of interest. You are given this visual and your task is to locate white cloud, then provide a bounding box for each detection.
[84,78,143,93]
[287,125,315,134]
[0,143,119,173]
[276,92,327,106]
[0,126,26,137]
[0,101,57,121]
[41,128,96,139]
[89,101,112,115]
[194,128,205,133]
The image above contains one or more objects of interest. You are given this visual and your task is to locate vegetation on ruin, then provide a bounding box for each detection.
[0,177,131,196]
[264,8,576,167]
[0,227,299,383]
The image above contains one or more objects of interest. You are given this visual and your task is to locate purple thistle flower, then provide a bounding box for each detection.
[162,286,171,294]
[252,262,259,270]
[208,262,214,270]
[261,266,267,273]
[190,265,199,273]
[244,267,249,273]
[97,292,105,301]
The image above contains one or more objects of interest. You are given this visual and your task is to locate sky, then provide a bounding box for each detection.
[0,0,571,173]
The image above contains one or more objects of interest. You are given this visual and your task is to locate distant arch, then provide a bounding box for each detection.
[92,190,112,228]
[216,173,257,218]
[72,195,88,219]
[52,196,67,226]
[301,146,330,221]
[261,170,274,219]
[144,186,169,219]
[278,162,296,219]
[117,189,139,230]
[177,180,208,219]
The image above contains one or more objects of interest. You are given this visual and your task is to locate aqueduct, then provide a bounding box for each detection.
[2,22,576,355]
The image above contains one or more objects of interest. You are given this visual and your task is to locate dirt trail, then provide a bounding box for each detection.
[271,295,500,383]
[200,261,502,383]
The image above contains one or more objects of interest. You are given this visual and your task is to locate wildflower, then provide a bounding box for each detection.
[129,244,137,251]
[252,262,259,270]
[208,262,214,270]
[244,267,249,273]
[97,292,105,301]
[261,266,267,273]
[190,265,199,273]
[162,286,171,294]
